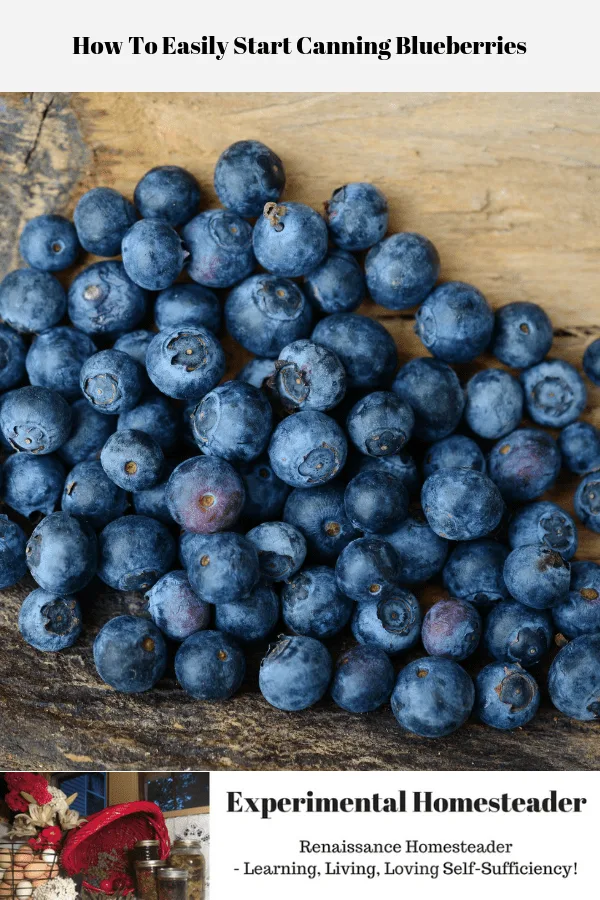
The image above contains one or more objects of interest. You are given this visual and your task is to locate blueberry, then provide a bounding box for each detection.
[282,565,353,638]
[521,359,587,428]
[488,428,561,502]
[246,521,307,582]
[422,435,486,478]
[183,210,255,288]
[93,615,167,693]
[391,657,474,738]
[259,635,332,711]
[392,358,465,442]
[504,544,570,610]
[215,580,279,644]
[73,187,137,257]
[359,451,421,498]
[508,501,578,561]
[304,249,365,315]
[331,645,395,713]
[145,570,211,642]
[0,269,66,333]
[548,634,600,721]
[415,282,494,363]
[491,301,553,368]
[366,232,440,310]
[19,214,80,272]
[240,456,290,523]
[236,358,277,389]
[155,283,221,334]
[574,472,600,533]
[166,456,245,534]
[351,589,421,655]
[422,599,482,661]
[344,470,408,535]
[385,512,449,584]
[121,219,186,291]
[475,663,539,730]
[68,261,147,336]
[112,329,155,366]
[132,462,175,525]
[118,393,180,453]
[484,599,553,667]
[0,386,72,454]
[312,313,398,390]
[80,349,144,416]
[62,459,128,528]
[0,324,26,391]
[214,140,285,217]
[178,531,205,570]
[225,274,313,359]
[58,398,116,467]
[583,338,600,386]
[176,630,246,700]
[100,429,164,492]
[134,165,201,226]
[347,391,414,458]
[192,381,272,463]
[553,561,600,639]
[274,339,346,412]
[18,588,82,652]
[283,482,360,563]
[26,327,97,399]
[253,201,328,277]
[98,515,175,591]
[268,411,347,489]
[3,453,65,519]
[186,532,259,605]
[443,540,509,610]
[325,182,388,251]
[559,421,600,475]
[464,369,524,440]
[421,469,504,540]
[0,514,28,588]
[145,327,225,401]
[26,512,97,593]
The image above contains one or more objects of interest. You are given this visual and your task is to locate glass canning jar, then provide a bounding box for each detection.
[168,840,205,900]
[135,859,165,900]
[157,868,188,900]
[133,840,162,863]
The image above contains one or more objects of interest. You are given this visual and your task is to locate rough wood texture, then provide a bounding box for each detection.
[0,92,599,772]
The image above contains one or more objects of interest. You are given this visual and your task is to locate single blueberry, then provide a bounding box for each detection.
[347,391,414,458]
[239,456,290,524]
[464,369,524,440]
[325,182,388,251]
[26,512,97,594]
[58,398,116,467]
[344,470,409,534]
[62,459,128,528]
[488,428,561,502]
[521,359,587,428]
[68,261,147,337]
[214,140,285,217]
[553,561,600,639]
[352,590,421,655]
[176,630,246,700]
[73,186,137,257]
[191,381,272,464]
[312,313,398,390]
[283,482,360,563]
[548,634,600,721]
[26,326,97,400]
[100,429,164,492]
[215,580,279,644]
[186,531,260,605]
[134,165,201,226]
[282,565,353,639]
[559,421,600,475]
[422,435,486,478]
[484,599,553,667]
[118,393,180,453]
[98,515,176,591]
[0,386,72,454]
[0,514,28,589]
[304,249,365,315]
[583,338,600,386]
[0,324,27,391]
[80,349,144,416]
[18,588,82,652]
[166,456,245,534]
[421,598,481,661]
[508,501,578,561]
[274,339,346,412]
[268,410,347,489]
[155,283,221,334]
[259,635,333,711]
[503,544,570,610]
[93,615,167,693]
[421,469,504,541]
[0,269,66,334]
[146,326,226,401]
[384,512,449,584]
[475,663,540,730]
[491,301,553,368]
[366,232,440,310]
[391,657,474,738]
[253,201,328,277]
[246,521,307,582]
[183,209,255,288]
[19,214,80,272]
[574,472,600,533]
[3,453,65,519]
[415,281,494,363]
[122,219,186,291]
[113,329,155,367]
[145,570,211,642]
[443,540,509,610]
[392,357,465,442]
[331,645,395,713]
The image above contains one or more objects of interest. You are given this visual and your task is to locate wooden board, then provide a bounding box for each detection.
[0,92,599,772]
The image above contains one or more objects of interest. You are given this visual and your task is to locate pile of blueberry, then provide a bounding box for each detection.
[1,140,600,740]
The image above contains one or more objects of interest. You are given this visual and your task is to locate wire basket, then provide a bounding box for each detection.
[0,839,61,899]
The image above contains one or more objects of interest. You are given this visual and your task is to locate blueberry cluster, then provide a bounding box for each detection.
[2,141,600,738]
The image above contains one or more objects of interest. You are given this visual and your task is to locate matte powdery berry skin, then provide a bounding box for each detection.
[165,456,245,535]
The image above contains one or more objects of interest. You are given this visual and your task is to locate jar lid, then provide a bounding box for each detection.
[171,840,203,849]
[135,840,161,848]
[158,870,189,880]
[135,860,166,869]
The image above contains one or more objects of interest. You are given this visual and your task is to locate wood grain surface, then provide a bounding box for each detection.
[0,92,599,772]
